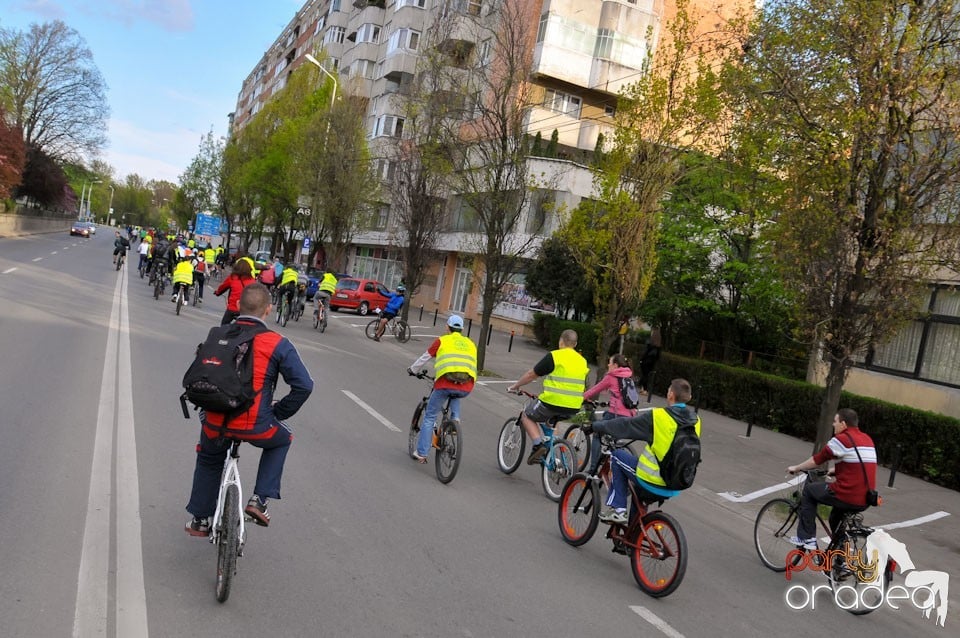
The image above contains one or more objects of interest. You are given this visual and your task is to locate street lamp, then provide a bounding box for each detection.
[78,179,101,220]
[107,185,114,224]
[304,53,338,113]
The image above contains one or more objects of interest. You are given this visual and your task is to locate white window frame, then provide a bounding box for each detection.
[324,26,345,45]
[356,24,381,45]
[374,115,406,138]
[397,0,426,7]
[387,28,421,54]
[544,88,582,118]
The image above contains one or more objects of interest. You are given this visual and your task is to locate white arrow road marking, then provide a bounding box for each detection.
[718,474,806,503]
[875,510,950,531]
[342,390,401,432]
[74,266,148,637]
[2,267,16,274]
[630,606,685,638]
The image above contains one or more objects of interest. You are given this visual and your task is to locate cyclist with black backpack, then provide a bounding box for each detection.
[183,283,313,537]
[583,378,701,524]
[583,354,639,420]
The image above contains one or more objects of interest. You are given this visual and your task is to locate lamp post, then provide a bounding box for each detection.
[304,54,338,114]
[78,179,101,220]
[107,185,114,224]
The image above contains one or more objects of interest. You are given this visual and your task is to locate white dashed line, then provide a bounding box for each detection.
[32,257,43,262]
[341,390,401,432]
[2,267,16,274]
[630,606,685,638]
[51,251,58,255]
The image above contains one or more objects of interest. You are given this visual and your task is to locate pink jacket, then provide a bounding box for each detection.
[583,366,636,417]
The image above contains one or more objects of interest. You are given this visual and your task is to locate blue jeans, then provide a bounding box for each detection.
[416,388,469,457]
[186,422,292,518]
[607,449,639,510]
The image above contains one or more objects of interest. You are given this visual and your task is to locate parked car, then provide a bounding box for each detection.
[330,278,391,315]
[85,222,97,235]
[70,221,91,237]
[253,250,273,271]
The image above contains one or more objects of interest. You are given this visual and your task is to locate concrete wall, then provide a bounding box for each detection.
[0,214,72,238]
[843,367,960,419]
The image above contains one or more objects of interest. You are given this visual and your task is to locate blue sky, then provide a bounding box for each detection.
[1,0,304,183]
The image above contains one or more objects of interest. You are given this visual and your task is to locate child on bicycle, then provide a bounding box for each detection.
[406,315,477,463]
[583,378,699,524]
[583,354,637,420]
[505,329,588,465]
[373,285,406,341]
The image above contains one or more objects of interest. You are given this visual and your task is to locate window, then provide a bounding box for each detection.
[604,104,616,117]
[324,26,345,45]
[375,115,405,138]
[543,89,581,118]
[466,0,482,16]
[537,13,548,43]
[477,39,492,67]
[594,28,614,59]
[375,159,396,181]
[387,28,420,54]
[315,15,325,34]
[328,0,341,15]
[354,59,376,79]
[397,0,426,7]
[356,24,381,44]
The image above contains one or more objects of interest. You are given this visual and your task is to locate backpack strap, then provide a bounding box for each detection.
[842,431,872,488]
[207,321,270,432]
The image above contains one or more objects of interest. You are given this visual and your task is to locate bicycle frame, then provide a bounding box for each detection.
[211,441,246,552]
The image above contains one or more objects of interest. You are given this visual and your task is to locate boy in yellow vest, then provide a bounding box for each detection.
[171,254,195,304]
[407,315,477,463]
[506,329,588,465]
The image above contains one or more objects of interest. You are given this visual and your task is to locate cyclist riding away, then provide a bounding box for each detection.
[786,408,877,549]
[584,378,700,524]
[407,315,477,463]
[214,258,256,325]
[373,285,405,341]
[185,284,313,536]
[192,253,206,303]
[171,253,194,305]
[277,263,300,313]
[315,269,338,319]
[505,329,588,465]
[112,230,130,265]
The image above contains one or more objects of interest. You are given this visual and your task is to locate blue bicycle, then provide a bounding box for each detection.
[497,389,578,501]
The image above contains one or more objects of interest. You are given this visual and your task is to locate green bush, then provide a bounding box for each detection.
[531,314,599,363]
[653,352,960,491]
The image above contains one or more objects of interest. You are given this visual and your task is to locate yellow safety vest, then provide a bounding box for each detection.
[539,348,587,409]
[204,248,216,263]
[434,333,478,381]
[635,409,702,486]
[172,260,194,285]
[319,273,338,294]
[280,268,299,286]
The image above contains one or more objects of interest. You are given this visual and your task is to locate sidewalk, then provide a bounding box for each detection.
[399,310,959,588]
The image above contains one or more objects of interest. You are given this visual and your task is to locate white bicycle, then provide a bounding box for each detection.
[210,437,246,603]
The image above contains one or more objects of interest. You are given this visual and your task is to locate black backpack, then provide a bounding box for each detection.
[617,375,641,410]
[659,417,702,490]
[181,322,268,418]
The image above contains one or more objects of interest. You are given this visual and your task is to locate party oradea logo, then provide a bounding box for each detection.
[783,529,949,627]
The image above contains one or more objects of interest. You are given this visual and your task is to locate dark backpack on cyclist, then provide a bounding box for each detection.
[658,418,702,490]
[617,375,641,410]
[181,322,268,418]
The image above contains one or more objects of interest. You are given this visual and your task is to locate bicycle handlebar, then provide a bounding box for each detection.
[508,388,538,399]
[407,369,435,381]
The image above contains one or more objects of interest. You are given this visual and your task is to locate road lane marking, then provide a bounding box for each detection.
[73,267,148,637]
[51,251,58,254]
[32,257,43,262]
[342,390,401,432]
[630,606,685,638]
[2,267,16,274]
[718,475,806,503]
[876,511,950,531]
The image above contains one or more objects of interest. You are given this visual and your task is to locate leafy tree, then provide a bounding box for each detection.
[0,107,25,198]
[179,130,227,238]
[525,235,594,320]
[16,144,68,208]
[0,20,107,160]
[545,129,558,158]
[561,0,728,371]
[730,0,960,449]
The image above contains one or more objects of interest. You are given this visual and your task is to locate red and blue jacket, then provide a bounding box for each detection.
[202,317,313,439]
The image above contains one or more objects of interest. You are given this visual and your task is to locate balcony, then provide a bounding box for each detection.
[353,0,385,8]
[380,51,418,83]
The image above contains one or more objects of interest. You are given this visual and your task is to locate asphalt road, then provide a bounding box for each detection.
[0,229,953,638]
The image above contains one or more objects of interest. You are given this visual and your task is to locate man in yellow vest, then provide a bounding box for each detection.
[407,315,477,463]
[314,269,338,321]
[586,378,701,524]
[171,254,195,305]
[506,329,588,465]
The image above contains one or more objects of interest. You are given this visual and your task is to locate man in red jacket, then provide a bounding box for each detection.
[786,408,877,548]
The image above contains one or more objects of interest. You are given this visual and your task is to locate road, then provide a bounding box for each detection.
[0,229,955,638]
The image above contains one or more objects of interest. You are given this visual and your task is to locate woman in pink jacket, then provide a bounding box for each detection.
[583,354,636,420]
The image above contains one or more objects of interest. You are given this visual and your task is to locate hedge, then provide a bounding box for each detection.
[651,352,960,491]
[531,314,600,364]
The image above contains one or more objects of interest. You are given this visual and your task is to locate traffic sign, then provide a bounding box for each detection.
[194,213,222,236]
[296,207,312,217]
[302,236,311,255]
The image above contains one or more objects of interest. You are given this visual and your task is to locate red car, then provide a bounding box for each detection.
[330,278,391,315]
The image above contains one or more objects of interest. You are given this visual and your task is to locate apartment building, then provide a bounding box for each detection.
[230,0,739,334]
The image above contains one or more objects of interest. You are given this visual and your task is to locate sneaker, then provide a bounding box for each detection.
[197,298,202,303]
[373,336,380,342]
[599,508,628,525]
[526,442,548,465]
[185,516,211,537]
[244,495,270,527]
[170,296,176,302]
[789,535,818,550]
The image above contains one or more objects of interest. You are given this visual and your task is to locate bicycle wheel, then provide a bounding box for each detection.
[563,424,592,472]
[153,277,161,300]
[320,310,327,333]
[215,484,240,603]
[313,309,320,329]
[395,320,411,343]
[558,474,600,546]
[829,530,890,615]
[176,290,183,315]
[409,399,425,458]
[496,417,525,474]
[630,510,687,597]
[192,283,199,306]
[541,440,577,502]
[754,498,800,572]
[365,319,379,340]
[435,419,461,484]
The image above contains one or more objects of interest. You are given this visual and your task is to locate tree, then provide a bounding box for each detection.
[525,235,594,320]
[442,0,547,371]
[179,130,226,236]
[730,0,960,449]
[561,0,728,371]
[0,107,25,198]
[0,20,108,160]
[16,144,68,208]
